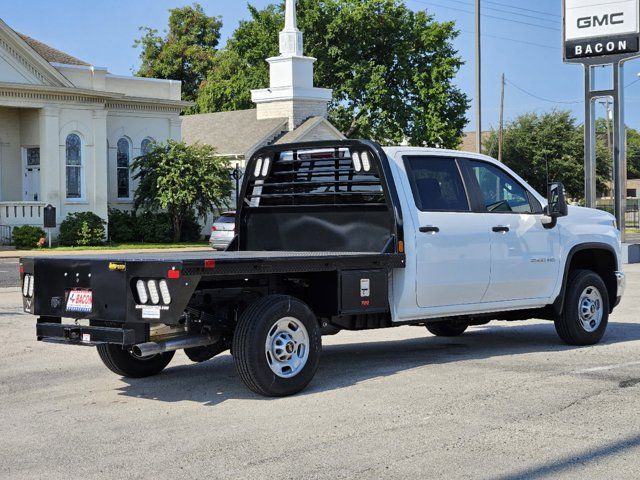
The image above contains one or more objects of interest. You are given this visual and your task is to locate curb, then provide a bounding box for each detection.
[0,247,212,260]
[0,288,20,293]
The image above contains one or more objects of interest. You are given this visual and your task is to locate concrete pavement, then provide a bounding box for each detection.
[0,266,639,479]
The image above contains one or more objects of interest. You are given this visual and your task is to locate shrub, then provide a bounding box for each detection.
[12,226,46,250]
[108,208,137,243]
[59,212,106,246]
[181,211,204,242]
[135,211,174,243]
[108,208,205,244]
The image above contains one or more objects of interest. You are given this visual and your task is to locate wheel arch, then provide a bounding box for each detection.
[553,243,618,315]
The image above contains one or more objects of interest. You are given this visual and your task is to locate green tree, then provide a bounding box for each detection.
[483,111,611,200]
[132,140,232,243]
[197,0,469,148]
[134,3,222,104]
[627,127,640,179]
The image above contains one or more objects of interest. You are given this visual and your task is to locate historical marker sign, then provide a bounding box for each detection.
[564,0,640,61]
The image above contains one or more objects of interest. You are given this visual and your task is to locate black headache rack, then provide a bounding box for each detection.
[234,140,404,254]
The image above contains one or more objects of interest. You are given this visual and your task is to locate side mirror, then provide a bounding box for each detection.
[543,182,568,229]
[547,182,568,218]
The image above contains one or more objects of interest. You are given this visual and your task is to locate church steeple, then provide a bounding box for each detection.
[251,0,332,131]
[280,0,303,56]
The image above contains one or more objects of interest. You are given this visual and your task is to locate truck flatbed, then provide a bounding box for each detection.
[25,250,405,277]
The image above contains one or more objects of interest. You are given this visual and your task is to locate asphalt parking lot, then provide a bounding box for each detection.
[1,266,639,480]
[0,258,18,288]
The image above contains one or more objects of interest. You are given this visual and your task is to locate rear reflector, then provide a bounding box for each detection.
[19,264,24,275]
[167,269,180,279]
[204,259,216,269]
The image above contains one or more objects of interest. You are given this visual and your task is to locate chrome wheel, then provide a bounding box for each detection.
[578,286,604,333]
[265,317,310,378]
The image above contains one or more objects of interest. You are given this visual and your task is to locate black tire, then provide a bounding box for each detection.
[555,269,609,346]
[232,295,322,397]
[426,320,468,337]
[97,344,175,378]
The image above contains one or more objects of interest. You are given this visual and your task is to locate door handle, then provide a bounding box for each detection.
[420,226,440,234]
[492,225,510,233]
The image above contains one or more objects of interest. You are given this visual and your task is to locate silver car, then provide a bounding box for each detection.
[209,212,236,250]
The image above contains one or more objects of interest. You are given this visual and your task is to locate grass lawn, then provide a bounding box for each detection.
[46,242,209,251]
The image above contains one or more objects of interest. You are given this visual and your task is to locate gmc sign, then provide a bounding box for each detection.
[564,0,640,60]
[566,0,638,41]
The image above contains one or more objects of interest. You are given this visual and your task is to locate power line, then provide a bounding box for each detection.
[505,78,582,105]
[411,0,561,32]
[482,0,557,18]
[460,30,558,50]
[441,0,560,25]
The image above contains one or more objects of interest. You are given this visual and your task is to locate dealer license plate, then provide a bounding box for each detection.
[66,290,93,313]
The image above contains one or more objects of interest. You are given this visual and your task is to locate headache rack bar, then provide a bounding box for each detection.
[235,140,405,254]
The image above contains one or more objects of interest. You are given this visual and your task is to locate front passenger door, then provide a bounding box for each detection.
[464,160,561,303]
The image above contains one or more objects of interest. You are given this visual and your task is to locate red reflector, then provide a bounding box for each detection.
[19,264,24,274]
[167,269,180,279]
[204,259,216,269]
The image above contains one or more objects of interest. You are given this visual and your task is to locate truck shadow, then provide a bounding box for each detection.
[115,321,640,406]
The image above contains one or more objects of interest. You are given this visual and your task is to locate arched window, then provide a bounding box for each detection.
[65,134,82,199]
[117,137,131,199]
[141,138,154,156]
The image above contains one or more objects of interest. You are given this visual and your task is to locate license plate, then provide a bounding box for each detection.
[66,290,93,313]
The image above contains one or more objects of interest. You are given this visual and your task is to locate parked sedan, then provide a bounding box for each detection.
[209,212,236,250]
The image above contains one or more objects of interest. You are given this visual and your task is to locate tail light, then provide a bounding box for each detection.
[134,278,172,305]
[211,226,217,232]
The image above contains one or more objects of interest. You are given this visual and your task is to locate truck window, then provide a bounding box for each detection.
[404,156,470,212]
[468,161,535,214]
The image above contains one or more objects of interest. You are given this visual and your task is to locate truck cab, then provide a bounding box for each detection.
[383,147,624,325]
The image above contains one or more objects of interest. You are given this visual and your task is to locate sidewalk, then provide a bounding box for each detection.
[0,246,212,259]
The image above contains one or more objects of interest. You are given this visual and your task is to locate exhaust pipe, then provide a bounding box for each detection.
[132,334,220,358]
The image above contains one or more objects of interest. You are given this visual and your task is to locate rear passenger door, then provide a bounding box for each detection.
[462,160,561,303]
[403,156,491,309]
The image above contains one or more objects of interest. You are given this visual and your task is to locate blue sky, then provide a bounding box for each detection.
[2,0,640,131]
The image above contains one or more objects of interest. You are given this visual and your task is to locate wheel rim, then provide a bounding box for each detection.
[577,286,604,333]
[265,317,310,378]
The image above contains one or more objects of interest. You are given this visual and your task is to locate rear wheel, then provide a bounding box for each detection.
[555,270,609,346]
[426,320,468,337]
[232,295,321,397]
[97,344,174,378]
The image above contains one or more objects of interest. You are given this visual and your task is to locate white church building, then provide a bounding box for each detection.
[0,18,188,242]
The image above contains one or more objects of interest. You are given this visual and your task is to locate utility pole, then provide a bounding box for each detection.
[599,99,613,153]
[475,0,482,153]
[498,73,505,163]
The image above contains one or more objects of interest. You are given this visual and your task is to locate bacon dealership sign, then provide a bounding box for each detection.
[564,0,640,61]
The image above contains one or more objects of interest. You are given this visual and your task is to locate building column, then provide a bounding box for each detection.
[170,117,182,142]
[39,107,60,215]
[92,109,109,222]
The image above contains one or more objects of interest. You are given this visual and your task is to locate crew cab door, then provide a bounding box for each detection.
[461,159,561,303]
[403,156,491,308]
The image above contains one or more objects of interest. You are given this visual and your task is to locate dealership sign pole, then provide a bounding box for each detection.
[563,0,640,241]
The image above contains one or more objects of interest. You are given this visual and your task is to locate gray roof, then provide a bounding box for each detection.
[17,32,90,66]
[182,109,288,157]
[276,116,343,144]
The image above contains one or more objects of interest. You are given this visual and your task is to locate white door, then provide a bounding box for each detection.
[23,147,40,201]
[464,159,561,302]
[403,155,491,308]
